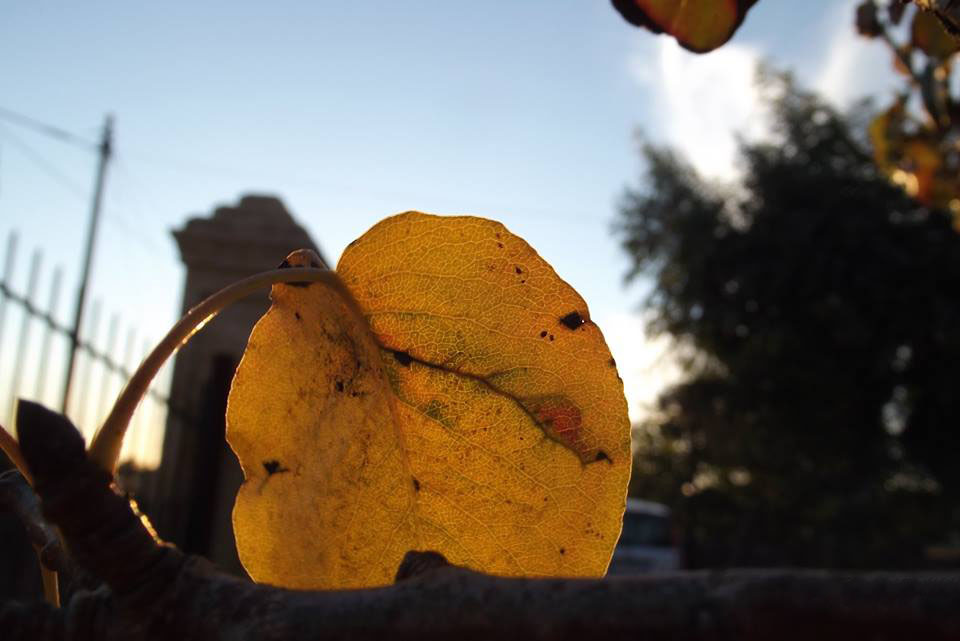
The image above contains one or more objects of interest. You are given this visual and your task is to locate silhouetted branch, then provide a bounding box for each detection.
[3,401,960,641]
[915,0,960,35]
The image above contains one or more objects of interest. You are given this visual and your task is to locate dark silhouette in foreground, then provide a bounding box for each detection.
[2,401,958,640]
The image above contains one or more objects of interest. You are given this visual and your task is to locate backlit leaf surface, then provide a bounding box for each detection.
[227,213,631,589]
[611,0,758,53]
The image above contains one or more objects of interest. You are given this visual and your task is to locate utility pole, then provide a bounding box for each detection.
[61,114,113,415]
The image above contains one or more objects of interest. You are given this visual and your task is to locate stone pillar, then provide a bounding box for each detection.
[152,195,323,574]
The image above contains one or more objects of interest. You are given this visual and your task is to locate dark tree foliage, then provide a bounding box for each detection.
[618,72,960,569]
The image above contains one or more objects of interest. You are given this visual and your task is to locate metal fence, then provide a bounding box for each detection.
[0,229,171,468]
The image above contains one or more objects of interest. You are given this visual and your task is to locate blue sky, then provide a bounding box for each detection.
[0,1,898,463]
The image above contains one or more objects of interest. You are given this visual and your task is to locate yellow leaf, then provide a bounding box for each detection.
[903,139,941,203]
[227,213,631,589]
[868,110,893,171]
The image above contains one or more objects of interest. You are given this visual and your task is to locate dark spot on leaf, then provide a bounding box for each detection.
[521,280,525,284]
[393,350,413,367]
[549,334,555,342]
[335,380,344,393]
[515,266,523,274]
[594,450,612,464]
[262,460,289,476]
[294,311,302,321]
[608,357,616,367]
[412,477,421,492]
[495,232,502,239]
[540,330,548,338]
[560,547,566,555]
[559,311,584,330]
[497,242,504,249]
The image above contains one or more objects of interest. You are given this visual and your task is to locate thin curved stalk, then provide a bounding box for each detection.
[88,267,347,473]
[2,421,58,606]
[0,421,31,485]
[39,563,60,607]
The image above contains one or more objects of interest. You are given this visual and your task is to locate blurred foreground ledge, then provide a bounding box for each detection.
[2,401,959,641]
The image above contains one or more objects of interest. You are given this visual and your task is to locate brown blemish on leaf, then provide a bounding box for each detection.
[422,399,451,427]
[595,450,612,464]
[559,311,584,330]
[335,380,345,393]
[530,397,586,458]
[539,330,548,338]
[608,357,616,367]
[515,266,523,274]
[294,311,302,321]
[412,477,421,492]
[393,350,413,367]
[262,460,289,476]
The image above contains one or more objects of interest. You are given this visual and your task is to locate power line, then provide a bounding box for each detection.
[105,155,174,261]
[0,106,97,150]
[0,124,89,198]
[104,210,169,260]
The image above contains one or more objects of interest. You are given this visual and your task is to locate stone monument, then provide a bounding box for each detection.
[151,194,324,573]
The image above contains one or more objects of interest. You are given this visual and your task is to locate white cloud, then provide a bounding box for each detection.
[631,38,767,180]
[619,38,764,419]
[812,1,900,108]
[594,311,682,424]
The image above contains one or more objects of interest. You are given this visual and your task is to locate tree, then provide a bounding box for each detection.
[618,70,960,569]
[610,0,960,54]
[856,1,960,222]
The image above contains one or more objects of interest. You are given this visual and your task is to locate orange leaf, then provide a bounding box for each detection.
[227,213,631,589]
[903,139,942,203]
[611,0,758,53]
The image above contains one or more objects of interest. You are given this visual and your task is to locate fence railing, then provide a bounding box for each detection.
[0,229,172,468]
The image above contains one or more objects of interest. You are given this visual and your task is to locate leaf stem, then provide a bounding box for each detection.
[0,421,32,485]
[88,267,345,473]
[40,564,60,607]
[1,422,58,606]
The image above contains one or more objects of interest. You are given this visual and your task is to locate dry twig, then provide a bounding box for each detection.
[2,401,959,641]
